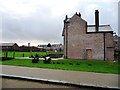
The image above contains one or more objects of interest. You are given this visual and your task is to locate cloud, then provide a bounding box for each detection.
[0,0,119,46]
[118,1,120,36]
[2,6,63,45]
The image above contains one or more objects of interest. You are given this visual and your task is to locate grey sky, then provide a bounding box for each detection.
[0,0,119,46]
[118,1,120,36]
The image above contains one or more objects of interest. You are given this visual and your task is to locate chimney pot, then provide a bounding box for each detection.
[75,12,78,15]
[79,12,81,17]
[65,15,68,20]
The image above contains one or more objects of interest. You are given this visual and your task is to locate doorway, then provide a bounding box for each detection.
[86,49,92,60]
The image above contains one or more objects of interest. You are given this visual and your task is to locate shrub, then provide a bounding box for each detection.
[57,62,60,64]
[88,64,92,66]
[1,57,14,61]
[52,62,56,64]
[62,62,64,64]
[76,63,80,65]
[69,63,73,65]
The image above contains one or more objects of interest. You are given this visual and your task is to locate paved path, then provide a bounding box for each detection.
[1,65,119,89]
[15,57,63,60]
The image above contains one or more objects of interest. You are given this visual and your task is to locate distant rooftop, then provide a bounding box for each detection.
[0,43,18,46]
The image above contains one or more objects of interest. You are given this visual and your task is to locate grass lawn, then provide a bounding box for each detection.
[1,59,120,74]
[0,51,63,57]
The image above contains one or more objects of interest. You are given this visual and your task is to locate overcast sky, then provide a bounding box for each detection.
[118,1,120,36]
[0,0,119,46]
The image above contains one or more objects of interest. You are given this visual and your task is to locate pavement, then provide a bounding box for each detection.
[15,57,63,60]
[0,65,120,89]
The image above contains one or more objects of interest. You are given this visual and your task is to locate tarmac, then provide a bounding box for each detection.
[0,65,120,89]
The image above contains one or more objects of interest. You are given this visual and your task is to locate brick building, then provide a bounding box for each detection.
[114,35,120,51]
[62,10,114,61]
[19,45,42,52]
[38,44,63,52]
[0,43,19,51]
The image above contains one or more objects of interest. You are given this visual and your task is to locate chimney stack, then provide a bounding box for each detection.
[95,10,99,32]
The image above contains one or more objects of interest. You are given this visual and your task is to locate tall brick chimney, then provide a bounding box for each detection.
[95,10,99,32]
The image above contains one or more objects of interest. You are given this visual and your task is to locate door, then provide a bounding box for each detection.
[86,49,92,60]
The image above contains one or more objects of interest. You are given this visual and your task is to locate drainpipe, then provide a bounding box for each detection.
[65,23,68,59]
[103,33,106,61]
[64,15,68,59]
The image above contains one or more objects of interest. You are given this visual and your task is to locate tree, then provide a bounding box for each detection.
[47,43,52,52]
[47,43,51,47]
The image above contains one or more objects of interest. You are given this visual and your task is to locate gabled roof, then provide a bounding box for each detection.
[62,12,114,36]
[0,43,18,47]
[62,24,113,36]
[62,13,86,36]
[114,35,120,41]
[87,25,112,32]
[114,35,120,38]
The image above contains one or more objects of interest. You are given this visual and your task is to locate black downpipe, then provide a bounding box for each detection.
[103,33,106,61]
[65,24,68,59]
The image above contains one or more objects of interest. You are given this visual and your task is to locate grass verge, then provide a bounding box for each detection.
[1,59,120,74]
[0,51,63,57]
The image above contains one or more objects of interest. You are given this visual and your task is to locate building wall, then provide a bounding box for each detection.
[118,37,120,51]
[13,44,19,51]
[64,14,114,60]
[63,21,69,58]
[1,43,19,51]
[105,33,114,60]
[114,35,120,51]
[68,31,105,60]
[67,15,87,59]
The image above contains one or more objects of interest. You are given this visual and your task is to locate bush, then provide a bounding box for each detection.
[69,63,73,65]
[57,62,60,64]
[52,62,56,64]
[88,64,92,66]
[1,57,14,61]
[62,62,64,64]
[76,63,80,65]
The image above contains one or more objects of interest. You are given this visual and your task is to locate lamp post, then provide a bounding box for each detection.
[59,44,62,52]
[13,47,15,58]
[28,43,32,57]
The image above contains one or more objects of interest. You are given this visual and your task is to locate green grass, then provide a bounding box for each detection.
[1,59,120,74]
[0,51,63,57]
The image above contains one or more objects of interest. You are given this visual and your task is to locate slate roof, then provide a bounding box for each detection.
[87,25,112,32]
[62,24,113,36]
[62,12,113,36]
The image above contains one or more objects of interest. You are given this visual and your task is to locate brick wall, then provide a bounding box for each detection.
[63,14,114,60]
